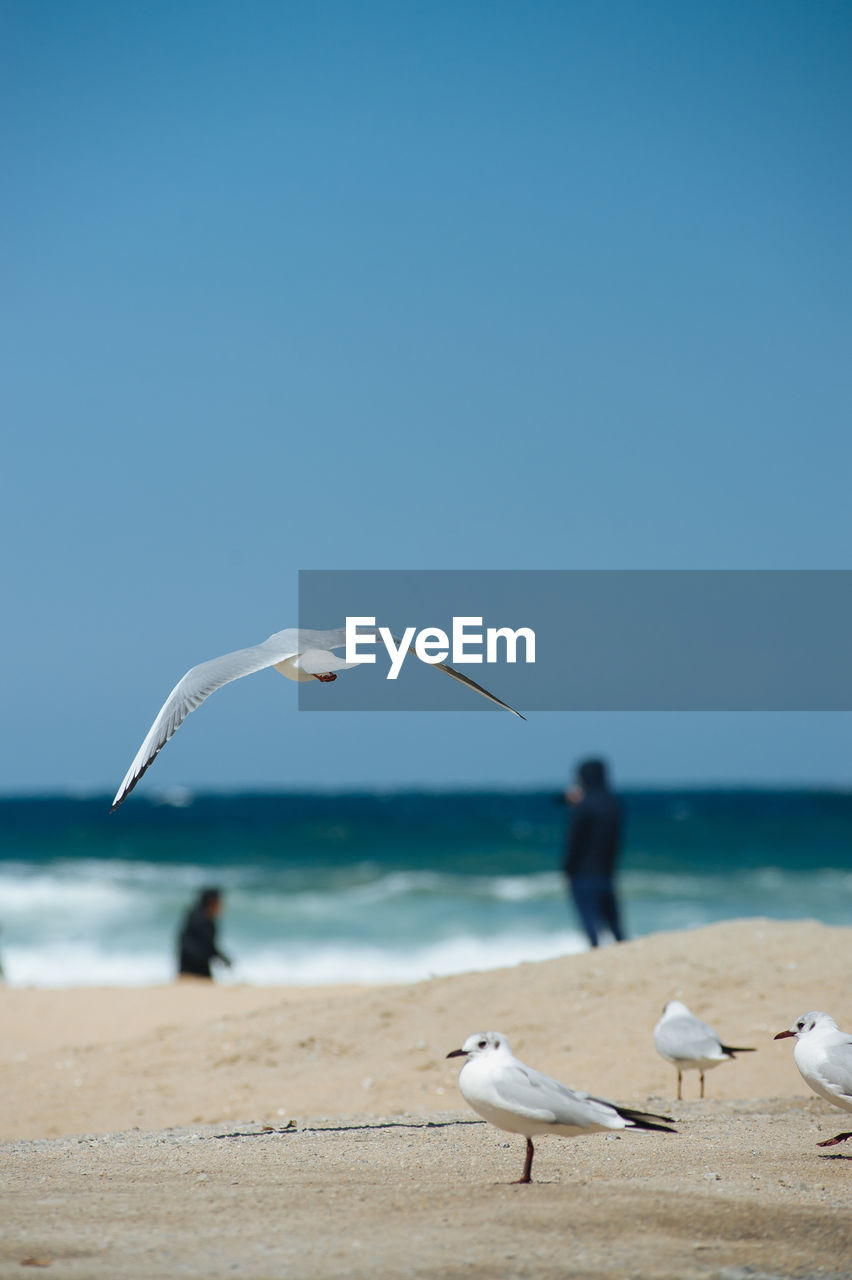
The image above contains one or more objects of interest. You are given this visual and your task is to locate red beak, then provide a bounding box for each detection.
[774,1030,795,1039]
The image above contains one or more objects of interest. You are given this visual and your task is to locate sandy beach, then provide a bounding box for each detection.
[2,918,850,1278]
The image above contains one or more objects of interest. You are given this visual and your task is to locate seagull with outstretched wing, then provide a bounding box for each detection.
[111,625,523,811]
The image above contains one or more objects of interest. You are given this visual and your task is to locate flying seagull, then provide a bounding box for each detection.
[775,1011,852,1147]
[447,1030,675,1184]
[111,626,523,811]
[653,1000,755,1099]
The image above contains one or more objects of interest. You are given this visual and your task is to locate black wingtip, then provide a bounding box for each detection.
[720,1045,756,1056]
[617,1106,677,1133]
[629,1117,678,1134]
[109,765,146,813]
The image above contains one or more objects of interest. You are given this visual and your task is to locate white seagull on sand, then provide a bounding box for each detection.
[111,625,522,811]
[446,1031,675,1184]
[775,1011,852,1147]
[653,1000,755,1100]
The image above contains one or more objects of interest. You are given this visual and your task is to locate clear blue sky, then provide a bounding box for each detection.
[2,1,850,793]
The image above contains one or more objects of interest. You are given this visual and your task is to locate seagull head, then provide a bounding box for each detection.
[446,1030,511,1061]
[660,999,691,1018]
[774,1010,838,1040]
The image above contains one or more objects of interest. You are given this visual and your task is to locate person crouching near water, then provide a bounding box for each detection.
[177,887,233,979]
[562,758,626,949]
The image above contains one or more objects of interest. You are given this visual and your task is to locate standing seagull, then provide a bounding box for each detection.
[111,626,523,811]
[446,1031,675,1184]
[774,1011,852,1147]
[654,1000,755,1100]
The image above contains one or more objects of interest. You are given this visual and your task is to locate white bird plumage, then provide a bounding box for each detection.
[447,1030,675,1183]
[775,1010,852,1148]
[111,625,523,811]
[653,1000,755,1099]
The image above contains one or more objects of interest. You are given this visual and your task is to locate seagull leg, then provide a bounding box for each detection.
[817,1131,852,1148]
[699,1071,705,1099]
[677,1071,682,1101]
[312,673,338,683]
[510,1138,535,1184]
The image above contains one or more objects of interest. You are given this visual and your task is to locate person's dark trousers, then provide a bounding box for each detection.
[570,874,626,948]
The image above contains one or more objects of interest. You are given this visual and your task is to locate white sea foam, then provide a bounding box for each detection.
[288,869,564,908]
[0,871,132,919]
[3,941,174,988]
[489,873,563,901]
[0,929,588,988]
[151,786,195,808]
[1,854,848,989]
[233,930,589,985]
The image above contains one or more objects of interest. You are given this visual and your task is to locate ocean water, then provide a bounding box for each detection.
[0,790,850,987]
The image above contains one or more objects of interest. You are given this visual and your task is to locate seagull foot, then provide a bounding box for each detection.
[312,673,338,682]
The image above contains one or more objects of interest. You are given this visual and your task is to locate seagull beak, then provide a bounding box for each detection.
[446,1048,467,1059]
[774,1030,795,1039]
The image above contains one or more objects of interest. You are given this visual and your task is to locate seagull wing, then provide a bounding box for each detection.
[111,628,321,811]
[384,635,524,718]
[493,1062,618,1129]
[655,1014,724,1063]
[430,656,525,718]
[818,1038,852,1103]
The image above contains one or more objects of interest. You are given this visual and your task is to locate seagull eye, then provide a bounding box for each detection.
[478,1040,487,1049]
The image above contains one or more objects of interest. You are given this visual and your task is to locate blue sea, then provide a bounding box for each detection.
[0,789,850,987]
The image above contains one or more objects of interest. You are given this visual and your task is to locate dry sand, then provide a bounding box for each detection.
[1,918,850,1278]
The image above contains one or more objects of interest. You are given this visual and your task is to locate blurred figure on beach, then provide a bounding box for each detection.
[562,758,626,948]
[177,888,232,979]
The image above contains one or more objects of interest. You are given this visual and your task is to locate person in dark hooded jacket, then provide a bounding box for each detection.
[177,887,232,978]
[563,758,626,948]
